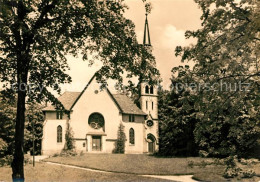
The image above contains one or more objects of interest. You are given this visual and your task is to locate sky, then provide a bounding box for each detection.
[62,0,202,93]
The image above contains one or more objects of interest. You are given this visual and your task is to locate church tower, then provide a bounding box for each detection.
[139,14,159,153]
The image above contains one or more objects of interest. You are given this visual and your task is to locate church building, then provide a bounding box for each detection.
[41,14,159,155]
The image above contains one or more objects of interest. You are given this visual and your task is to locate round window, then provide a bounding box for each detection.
[146,120,154,127]
[88,113,104,129]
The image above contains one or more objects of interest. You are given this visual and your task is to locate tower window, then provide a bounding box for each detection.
[152,102,154,110]
[129,128,135,145]
[150,86,154,94]
[146,101,148,110]
[145,85,149,94]
[57,125,62,143]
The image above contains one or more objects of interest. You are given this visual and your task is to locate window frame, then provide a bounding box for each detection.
[150,86,154,94]
[145,85,149,94]
[129,115,135,122]
[57,125,62,143]
[129,128,135,145]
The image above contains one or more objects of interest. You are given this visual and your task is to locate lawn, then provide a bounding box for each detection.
[0,162,171,182]
[45,153,260,182]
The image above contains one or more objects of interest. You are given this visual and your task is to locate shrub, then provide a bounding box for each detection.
[52,153,59,157]
[239,158,259,165]
[79,151,84,156]
[223,156,256,179]
[241,169,255,178]
[223,167,242,178]
[187,160,194,168]
[0,139,12,166]
[0,138,8,157]
[60,149,77,157]
[24,154,31,164]
[113,123,126,154]
[198,150,209,158]
[64,123,75,151]
[0,155,13,166]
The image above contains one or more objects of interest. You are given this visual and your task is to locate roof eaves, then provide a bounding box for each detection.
[123,112,147,116]
[106,89,123,113]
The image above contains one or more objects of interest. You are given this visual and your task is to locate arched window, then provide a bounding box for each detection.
[57,125,62,143]
[88,113,105,129]
[150,86,154,94]
[145,85,149,94]
[129,128,135,145]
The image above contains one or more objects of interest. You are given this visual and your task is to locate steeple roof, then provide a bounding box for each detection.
[143,14,151,46]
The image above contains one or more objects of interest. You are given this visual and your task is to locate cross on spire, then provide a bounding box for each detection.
[143,13,151,46]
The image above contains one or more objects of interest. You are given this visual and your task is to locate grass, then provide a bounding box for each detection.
[46,154,214,175]
[45,153,260,182]
[0,162,171,182]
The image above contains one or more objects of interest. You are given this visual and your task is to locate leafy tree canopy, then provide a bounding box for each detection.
[174,0,259,157]
[0,0,159,105]
[0,0,159,180]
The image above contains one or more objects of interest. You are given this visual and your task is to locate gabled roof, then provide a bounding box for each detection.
[42,75,146,116]
[42,92,81,111]
[112,94,146,116]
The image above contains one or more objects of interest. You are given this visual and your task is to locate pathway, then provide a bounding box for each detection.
[45,161,198,182]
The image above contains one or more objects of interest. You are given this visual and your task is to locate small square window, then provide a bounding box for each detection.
[129,115,135,122]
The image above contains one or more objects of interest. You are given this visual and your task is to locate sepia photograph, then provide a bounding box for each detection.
[0,0,259,181]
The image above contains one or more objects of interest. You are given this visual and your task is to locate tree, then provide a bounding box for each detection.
[0,0,159,180]
[158,66,199,156]
[113,122,126,154]
[0,93,16,156]
[175,0,260,157]
[0,94,44,156]
[24,103,44,155]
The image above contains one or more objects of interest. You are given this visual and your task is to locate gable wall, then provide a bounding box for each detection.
[70,79,122,152]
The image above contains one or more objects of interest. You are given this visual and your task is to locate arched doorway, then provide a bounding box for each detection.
[147,134,156,153]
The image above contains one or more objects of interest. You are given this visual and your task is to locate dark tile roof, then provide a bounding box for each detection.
[42,91,146,116]
[42,92,81,111]
[112,94,147,115]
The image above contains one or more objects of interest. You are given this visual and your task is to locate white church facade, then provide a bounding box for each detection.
[41,14,159,155]
[42,75,159,155]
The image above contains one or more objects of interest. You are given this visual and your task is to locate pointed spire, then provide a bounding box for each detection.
[143,13,151,46]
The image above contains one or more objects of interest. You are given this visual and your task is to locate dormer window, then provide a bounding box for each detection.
[56,111,63,119]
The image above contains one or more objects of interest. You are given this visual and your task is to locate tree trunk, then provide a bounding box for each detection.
[11,77,27,182]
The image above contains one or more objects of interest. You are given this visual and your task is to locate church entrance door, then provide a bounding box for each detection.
[148,141,155,153]
[147,134,156,153]
[92,136,101,151]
